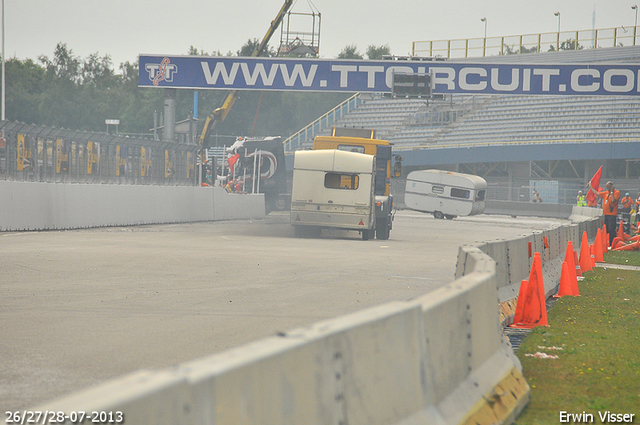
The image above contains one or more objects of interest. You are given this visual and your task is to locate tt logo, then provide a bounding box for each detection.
[145,58,178,86]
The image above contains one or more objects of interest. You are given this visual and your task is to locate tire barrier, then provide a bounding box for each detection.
[0,181,265,231]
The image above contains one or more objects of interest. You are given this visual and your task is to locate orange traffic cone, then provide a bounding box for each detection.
[590,244,596,267]
[618,220,628,242]
[510,252,548,328]
[613,240,640,251]
[602,227,610,252]
[611,237,625,250]
[594,229,604,262]
[510,279,529,326]
[554,262,575,298]
[571,264,580,296]
[573,250,582,277]
[579,231,592,273]
[564,241,579,285]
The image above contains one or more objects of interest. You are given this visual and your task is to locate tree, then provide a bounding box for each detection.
[39,43,80,84]
[188,46,223,57]
[548,38,584,52]
[337,44,363,59]
[37,43,83,128]
[237,39,277,57]
[5,58,46,124]
[502,44,539,55]
[366,44,391,60]
[3,42,354,140]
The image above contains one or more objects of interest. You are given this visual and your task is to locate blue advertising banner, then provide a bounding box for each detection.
[139,55,640,96]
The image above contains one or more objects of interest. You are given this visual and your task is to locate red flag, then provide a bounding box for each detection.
[227,153,240,172]
[586,166,603,206]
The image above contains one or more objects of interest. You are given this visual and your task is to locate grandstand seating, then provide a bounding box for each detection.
[332,97,426,137]
[397,95,640,146]
[291,46,640,150]
[305,93,640,148]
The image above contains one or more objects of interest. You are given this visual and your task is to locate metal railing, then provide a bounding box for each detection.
[0,121,200,185]
[283,93,363,153]
[412,25,639,58]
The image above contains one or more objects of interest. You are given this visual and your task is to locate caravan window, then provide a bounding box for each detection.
[432,185,445,194]
[337,145,365,154]
[325,172,360,190]
[476,190,486,201]
[450,187,470,199]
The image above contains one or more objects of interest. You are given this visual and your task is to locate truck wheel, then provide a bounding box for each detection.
[434,211,444,219]
[275,198,288,211]
[376,221,390,240]
[362,228,374,240]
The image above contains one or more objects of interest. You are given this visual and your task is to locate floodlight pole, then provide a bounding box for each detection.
[633,6,638,46]
[480,17,487,57]
[554,12,561,50]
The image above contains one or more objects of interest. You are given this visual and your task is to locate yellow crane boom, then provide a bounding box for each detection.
[198,0,293,146]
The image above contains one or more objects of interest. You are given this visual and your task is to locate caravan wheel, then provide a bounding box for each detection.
[433,211,444,219]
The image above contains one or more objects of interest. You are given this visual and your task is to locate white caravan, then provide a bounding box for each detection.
[404,169,487,219]
[291,149,392,240]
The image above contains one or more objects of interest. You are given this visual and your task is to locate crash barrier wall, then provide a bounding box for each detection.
[456,205,602,325]
[483,200,575,218]
[33,245,529,425]
[0,181,265,231]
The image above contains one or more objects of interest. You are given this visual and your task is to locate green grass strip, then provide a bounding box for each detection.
[514,253,640,424]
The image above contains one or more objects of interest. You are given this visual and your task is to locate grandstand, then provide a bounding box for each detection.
[389,94,640,146]
[287,45,640,151]
[282,44,640,203]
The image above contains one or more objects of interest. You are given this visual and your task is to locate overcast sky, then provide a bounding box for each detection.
[6,0,639,69]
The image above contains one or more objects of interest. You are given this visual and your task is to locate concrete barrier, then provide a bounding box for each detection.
[0,181,265,231]
[32,302,436,425]
[182,302,429,425]
[482,200,575,219]
[31,247,530,424]
[411,246,529,425]
[26,206,602,425]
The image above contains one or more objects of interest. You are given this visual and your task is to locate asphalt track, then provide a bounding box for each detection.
[0,211,567,413]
